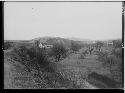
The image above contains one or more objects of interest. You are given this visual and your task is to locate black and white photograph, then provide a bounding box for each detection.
[4,1,123,89]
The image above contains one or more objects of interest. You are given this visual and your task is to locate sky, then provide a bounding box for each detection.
[4,2,122,40]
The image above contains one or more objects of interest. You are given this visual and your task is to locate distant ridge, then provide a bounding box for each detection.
[5,36,122,44]
[67,37,91,42]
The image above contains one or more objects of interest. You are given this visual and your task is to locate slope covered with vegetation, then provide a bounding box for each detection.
[4,37,123,89]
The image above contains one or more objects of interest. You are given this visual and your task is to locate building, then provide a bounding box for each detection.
[39,42,53,48]
[107,41,113,46]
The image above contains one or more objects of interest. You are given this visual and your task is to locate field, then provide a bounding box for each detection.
[4,38,123,89]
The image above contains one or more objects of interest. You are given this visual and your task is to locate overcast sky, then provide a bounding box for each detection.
[4,2,122,40]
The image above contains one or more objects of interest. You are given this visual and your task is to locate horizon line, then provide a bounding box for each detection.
[4,36,122,41]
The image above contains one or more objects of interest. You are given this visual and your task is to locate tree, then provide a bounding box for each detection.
[112,40,122,48]
[70,41,79,52]
[95,41,104,50]
[88,47,94,55]
[51,43,67,62]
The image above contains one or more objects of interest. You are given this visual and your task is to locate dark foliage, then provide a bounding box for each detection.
[70,41,80,52]
[51,43,67,62]
[95,41,104,49]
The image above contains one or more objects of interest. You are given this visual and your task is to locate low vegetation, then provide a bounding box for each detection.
[4,38,123,88]
[5,40,85,88]
[96,40,123,86]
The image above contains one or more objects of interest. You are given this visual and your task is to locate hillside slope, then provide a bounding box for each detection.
[4,49,97,89]
[4,49,50,89]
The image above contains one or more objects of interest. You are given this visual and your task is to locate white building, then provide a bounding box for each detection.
[39,43,53,48]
